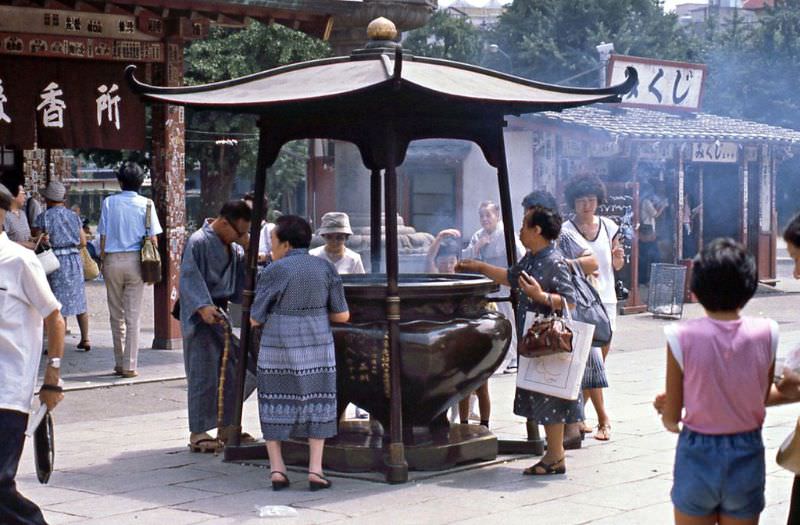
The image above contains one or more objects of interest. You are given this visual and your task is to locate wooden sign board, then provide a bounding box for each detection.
[608,55,707,112]
[0,6,161,41]
[691,142,738,163]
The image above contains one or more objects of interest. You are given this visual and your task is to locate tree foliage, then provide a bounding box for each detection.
[184,22,330,221]
[403,10,485,64]
[491,0,697,85]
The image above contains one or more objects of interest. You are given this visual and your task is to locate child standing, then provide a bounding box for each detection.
[655,238,778,525]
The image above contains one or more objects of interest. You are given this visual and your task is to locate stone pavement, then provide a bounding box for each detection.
[18,261,800,524]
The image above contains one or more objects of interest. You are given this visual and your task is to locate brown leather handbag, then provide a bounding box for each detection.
[519,315,574,359]
[140,200,162,284]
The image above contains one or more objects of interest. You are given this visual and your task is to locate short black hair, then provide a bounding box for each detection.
[564,175,607,210]
[523,205,562,241]
[690,238,757,312]
[436,236,461,260]
[117,162,145,191]
[274,214,312,249]
[784,213,800,248]
[521,190,558,211]
[218,200,252,224]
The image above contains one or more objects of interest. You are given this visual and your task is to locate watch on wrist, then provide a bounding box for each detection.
[47,357,61,369]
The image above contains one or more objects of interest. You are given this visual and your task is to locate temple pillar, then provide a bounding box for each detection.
[150,38,186,349]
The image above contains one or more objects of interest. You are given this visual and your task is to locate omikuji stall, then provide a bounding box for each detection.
[129,18,636,483]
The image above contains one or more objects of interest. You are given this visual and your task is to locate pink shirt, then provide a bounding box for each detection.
[665,316,778,435]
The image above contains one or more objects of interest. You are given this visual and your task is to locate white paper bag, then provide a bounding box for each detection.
[516,308,595,400]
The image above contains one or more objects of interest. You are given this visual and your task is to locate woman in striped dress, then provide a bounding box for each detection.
[251,215,349,491]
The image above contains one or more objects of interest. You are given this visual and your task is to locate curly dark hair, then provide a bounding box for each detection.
[523,205,562,241]
[690,238,757,312]
[274,215,312,249]
[564,175,607,210]
[784,212,800,247]
[521,190,558,212]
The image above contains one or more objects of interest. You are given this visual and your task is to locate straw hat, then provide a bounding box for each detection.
[318,212,353,236]
[42,181,66,202]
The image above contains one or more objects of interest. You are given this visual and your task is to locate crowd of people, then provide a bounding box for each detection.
[3,163,800,524]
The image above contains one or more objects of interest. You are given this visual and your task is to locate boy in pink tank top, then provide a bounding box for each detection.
[654,238,777,525]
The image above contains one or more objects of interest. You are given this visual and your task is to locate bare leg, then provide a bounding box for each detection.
[476,382,490,424]
[266,440,286,482]
[458,397,470,424]
[601,343,610,361]
[308,438,326,480]
[718,514,759,525]
[542,423,565,463]
[77,312,90,345]
[674,508,718,525]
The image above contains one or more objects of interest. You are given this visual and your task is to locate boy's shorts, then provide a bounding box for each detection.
[672,428,765,519]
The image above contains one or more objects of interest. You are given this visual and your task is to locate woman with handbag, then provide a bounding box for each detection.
[33,181,90,351]
[561,175,624,442]
[458,205,579,476]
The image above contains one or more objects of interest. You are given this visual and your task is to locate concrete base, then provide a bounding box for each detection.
[151,337,183,350]
[224,421,498,478]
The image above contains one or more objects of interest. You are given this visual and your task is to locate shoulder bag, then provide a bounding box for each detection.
[566,259,613,347]
[140,200,162,284]
[80,246,100,281]
[34,211,60,275]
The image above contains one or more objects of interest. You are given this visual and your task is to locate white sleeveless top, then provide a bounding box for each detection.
[562,216,619,305]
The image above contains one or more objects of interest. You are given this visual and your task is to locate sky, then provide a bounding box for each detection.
[436,0,705,13]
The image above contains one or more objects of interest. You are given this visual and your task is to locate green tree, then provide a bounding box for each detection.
[492,0,697,85]
[403,9,486,64]
[184,21,330,221]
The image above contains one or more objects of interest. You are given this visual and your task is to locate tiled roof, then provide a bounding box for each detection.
[533,105,800,145]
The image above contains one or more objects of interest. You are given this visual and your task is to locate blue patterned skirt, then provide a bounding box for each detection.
[257,313,338,441]
[48,252,87,316]
[513,388,584,425]
[581,347,609,389]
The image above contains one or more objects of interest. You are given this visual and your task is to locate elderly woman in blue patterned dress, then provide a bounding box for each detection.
[34,181,90,350]
[458,205,579,475]
[251,215,349,492]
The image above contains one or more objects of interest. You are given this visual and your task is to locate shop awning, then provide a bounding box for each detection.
[534,105,800,145]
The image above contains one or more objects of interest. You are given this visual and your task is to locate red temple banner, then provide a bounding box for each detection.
[0,56,145,150]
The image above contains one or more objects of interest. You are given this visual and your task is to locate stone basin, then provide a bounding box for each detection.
[333,273,512,438]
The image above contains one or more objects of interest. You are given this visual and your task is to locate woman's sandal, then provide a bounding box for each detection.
[271,471,290,491]
[308,472,332,491]
[523,457,566,476]
[77,340,91,352]
[594,424,611,441]
[188,436,223,453]
[579,422,594,434]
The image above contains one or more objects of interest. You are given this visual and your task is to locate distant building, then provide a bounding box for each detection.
[445,0,505,27]
[676,0,774,27]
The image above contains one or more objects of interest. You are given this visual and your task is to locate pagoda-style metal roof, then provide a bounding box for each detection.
[534,105,800,145]
[128,43,636,168]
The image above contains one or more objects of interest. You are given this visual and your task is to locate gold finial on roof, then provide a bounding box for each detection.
[367,17,397,41]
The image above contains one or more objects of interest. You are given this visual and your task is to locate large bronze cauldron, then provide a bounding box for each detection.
[333,273,511,440]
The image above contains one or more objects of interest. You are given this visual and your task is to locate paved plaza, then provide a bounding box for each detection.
[16,253,800,525]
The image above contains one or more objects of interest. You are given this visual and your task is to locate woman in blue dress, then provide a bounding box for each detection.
[34,182,90,350]
[251,215,349,492]
[458,204,579,476]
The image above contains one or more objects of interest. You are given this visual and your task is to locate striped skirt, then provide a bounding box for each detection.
[581,347,609,389]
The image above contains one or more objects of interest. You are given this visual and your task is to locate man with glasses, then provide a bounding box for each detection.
[179,200,256,452]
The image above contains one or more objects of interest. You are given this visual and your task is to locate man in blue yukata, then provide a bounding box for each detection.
[179,200,258,452]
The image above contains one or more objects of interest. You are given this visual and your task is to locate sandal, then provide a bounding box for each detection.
[594,424,611,441]
[308,472,332,491]
[523,457,566,476]
[188,436,223,453]
[271,471,290,491]
[77,340,91,352]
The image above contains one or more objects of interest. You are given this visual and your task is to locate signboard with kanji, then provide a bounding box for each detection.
[0,56,145,149]
[691,142,738,163]
[607,55,707,112]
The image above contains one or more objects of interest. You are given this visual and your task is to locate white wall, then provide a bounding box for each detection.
[459,130,534,238]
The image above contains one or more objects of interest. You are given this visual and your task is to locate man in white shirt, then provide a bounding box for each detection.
[309,212,365,274]
[0,183,65,525]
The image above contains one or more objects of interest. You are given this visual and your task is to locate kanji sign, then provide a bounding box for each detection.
[608,55,706,112]
[0,56,145,149]
[691,142,738,163]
